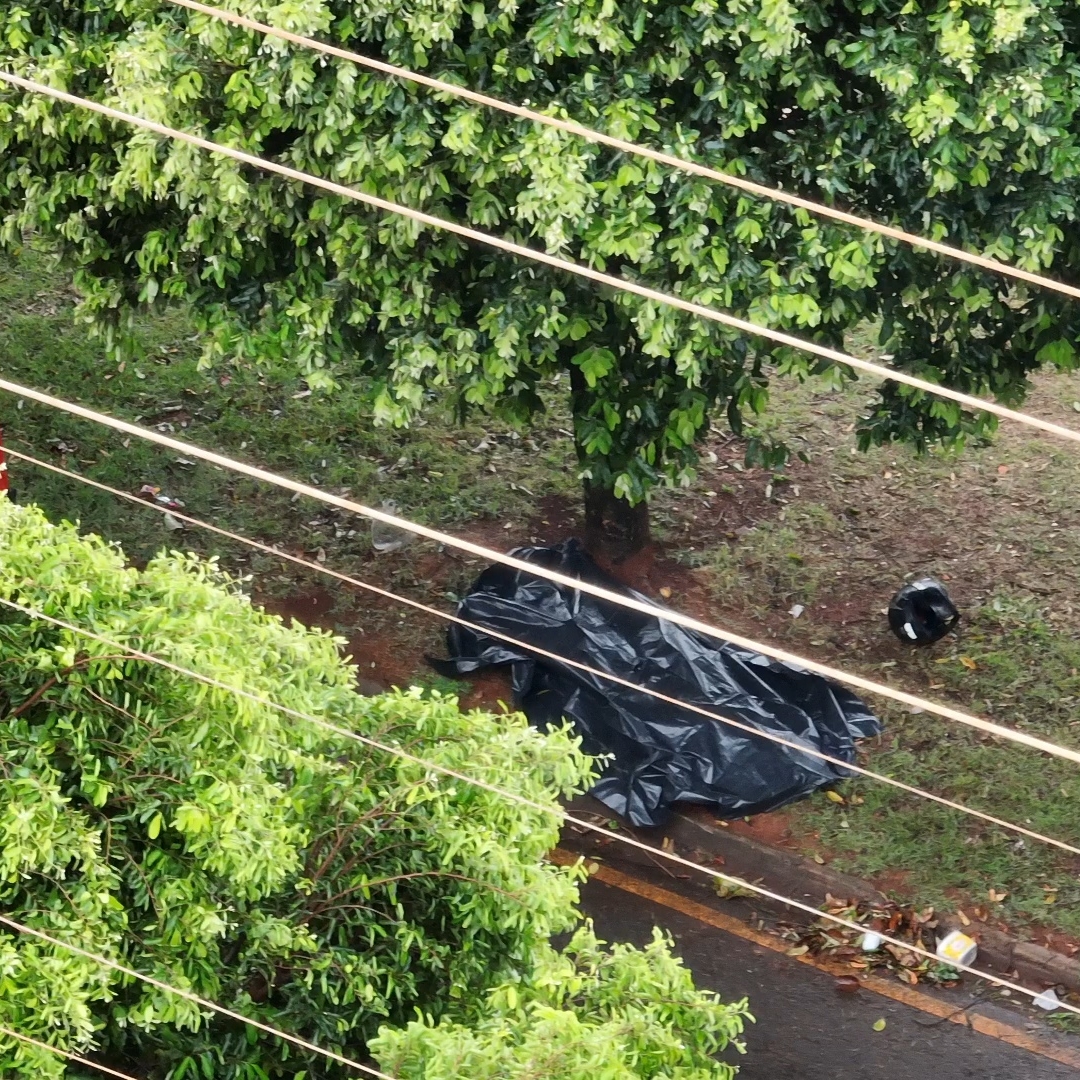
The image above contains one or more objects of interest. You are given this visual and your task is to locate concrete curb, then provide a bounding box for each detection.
[563,795,1080,993]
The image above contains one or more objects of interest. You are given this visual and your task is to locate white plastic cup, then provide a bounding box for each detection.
[861,932,883,952]
[936,930,977,968]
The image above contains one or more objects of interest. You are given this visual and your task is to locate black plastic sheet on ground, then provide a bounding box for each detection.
[431,540,882,828]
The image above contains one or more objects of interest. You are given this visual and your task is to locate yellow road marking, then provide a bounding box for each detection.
[551,848,1080,1070]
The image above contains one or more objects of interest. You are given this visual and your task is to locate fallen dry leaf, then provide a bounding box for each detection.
[786,945,809,957]
[997,464,1010,475]
[834,975,860,994]
[959,656,977,671]
[825,790,846,805]
[659,587,672,599]
[988,888,1008,903]
[957,909,971,927]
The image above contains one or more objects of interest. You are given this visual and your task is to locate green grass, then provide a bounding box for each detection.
[0,247,578,583]
[802,594,1080,935]
[667,339,1080,940]
[694,502,842,611]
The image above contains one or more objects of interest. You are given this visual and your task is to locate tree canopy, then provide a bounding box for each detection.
[0,498,748,1078]
[1,0,1078,534]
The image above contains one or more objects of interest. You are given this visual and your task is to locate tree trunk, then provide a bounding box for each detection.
[569,354,650,555]
[582,480,651,555]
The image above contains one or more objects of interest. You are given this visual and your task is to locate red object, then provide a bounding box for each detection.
[0,427,8,493]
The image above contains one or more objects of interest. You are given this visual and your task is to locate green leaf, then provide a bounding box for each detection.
[1036,338,1076,368]
[572,347,616,388]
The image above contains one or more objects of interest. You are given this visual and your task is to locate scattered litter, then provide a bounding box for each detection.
[789,604,805,619]
[780,895,960,989]
[936,930,977,968]
[138,485,185,511]
[432,539,881,827]
[371,500,412,553]
[1033,988,1061,1011]
[887,577,959,645]
[174,457,195,467]
[162,512,184,532]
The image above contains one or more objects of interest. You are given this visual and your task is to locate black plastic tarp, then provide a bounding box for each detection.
[431,539,881,828]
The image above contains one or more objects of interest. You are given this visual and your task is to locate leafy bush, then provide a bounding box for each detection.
[0,499,748,1078]
[374,925,749,1080]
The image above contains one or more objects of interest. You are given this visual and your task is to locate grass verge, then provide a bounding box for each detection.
[4,246,1080,945]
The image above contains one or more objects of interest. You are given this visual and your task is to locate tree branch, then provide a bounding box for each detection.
[5,653,143,719]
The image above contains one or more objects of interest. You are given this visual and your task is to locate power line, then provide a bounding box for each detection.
[5,70,1080,452]
[0,371,1077,770]
[0,911,396,1080]
[166,0,1080,303]
[0,1023,141,1080]
[11,443,1080,859]
[0,593,1076,1020]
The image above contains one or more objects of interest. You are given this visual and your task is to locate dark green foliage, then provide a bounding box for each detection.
[2,1,1076,502]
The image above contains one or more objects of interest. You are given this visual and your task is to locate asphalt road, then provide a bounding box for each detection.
[579,877,1079,1080]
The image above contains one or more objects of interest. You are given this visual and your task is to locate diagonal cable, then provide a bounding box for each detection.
[8,442,1080,858]
[0,1023,142,1080]
[0,910,395,1079]
[0,370,1077,769]
[0,593,1075,1020]
[166,0,1080,302]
